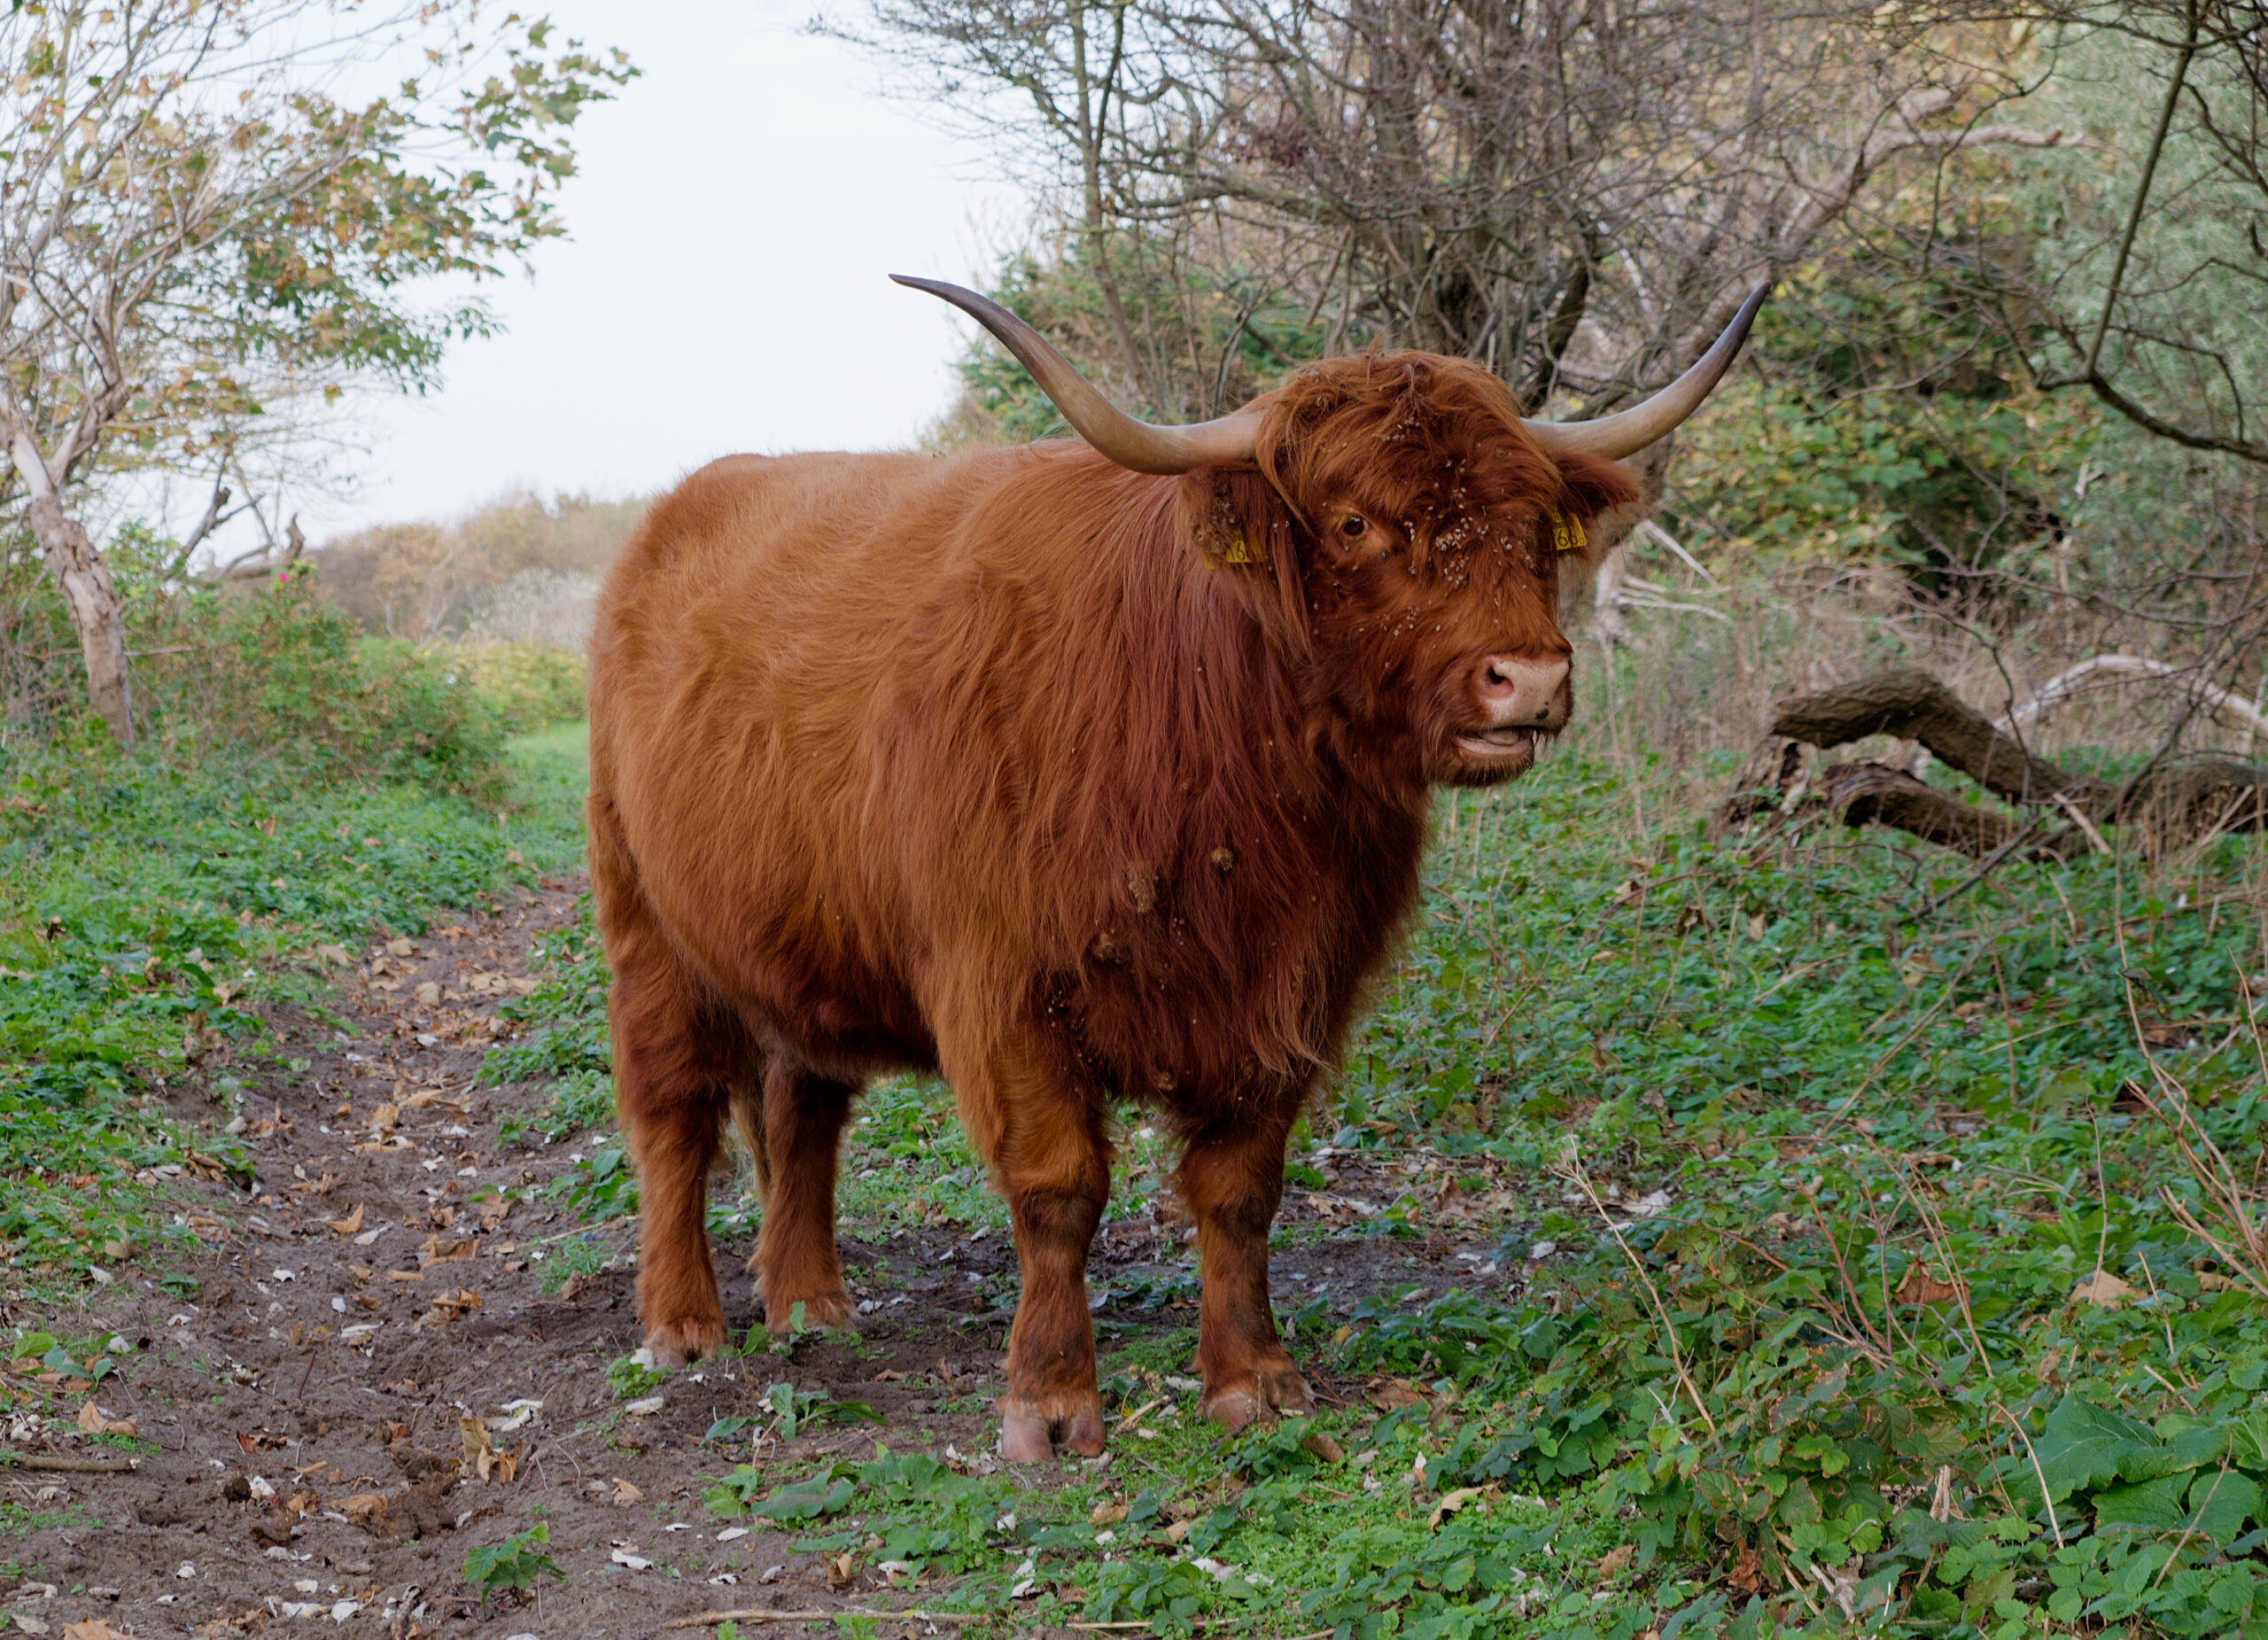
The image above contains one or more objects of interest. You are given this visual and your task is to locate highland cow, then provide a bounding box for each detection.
[586,277,1762,1459]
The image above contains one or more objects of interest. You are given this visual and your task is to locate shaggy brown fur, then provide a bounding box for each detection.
[587,349,1638,1461]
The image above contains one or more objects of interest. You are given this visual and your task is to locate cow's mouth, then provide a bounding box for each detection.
[1454,725,1542,759]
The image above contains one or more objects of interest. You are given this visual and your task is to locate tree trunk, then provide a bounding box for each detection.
[27,490,135,744]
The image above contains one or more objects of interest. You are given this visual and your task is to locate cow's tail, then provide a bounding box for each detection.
[726,1081,773,1214]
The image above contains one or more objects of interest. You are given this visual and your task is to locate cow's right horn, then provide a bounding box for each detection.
[1521,285,1769,460]
[894,275,1261,475]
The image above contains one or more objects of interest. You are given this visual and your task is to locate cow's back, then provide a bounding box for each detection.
[589,450,952,1072]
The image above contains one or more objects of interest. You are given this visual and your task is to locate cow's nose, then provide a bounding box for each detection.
[1476,653,1570,729]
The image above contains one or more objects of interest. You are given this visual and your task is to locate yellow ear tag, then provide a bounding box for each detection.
[1546,505,1587,554]
[1223,526,1254,565]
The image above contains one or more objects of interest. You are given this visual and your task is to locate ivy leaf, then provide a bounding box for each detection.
[2092,1473,2187,1531]
[2184,1470,2264,1549]
[2032,1395,2152,1502]
[748,1469,857,1522]
[2118,1424,2234,1482]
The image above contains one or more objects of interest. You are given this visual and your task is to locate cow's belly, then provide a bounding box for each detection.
[639,846,939,1084]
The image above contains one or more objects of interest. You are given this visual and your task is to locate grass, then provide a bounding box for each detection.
[0,723,587,1293]
[6,641,2267,1636]
[501,715,2268,1637]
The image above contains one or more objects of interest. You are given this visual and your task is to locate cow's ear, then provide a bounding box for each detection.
[1180,465,1309,643]
[1538,449,1644,625]
[1184,467,1293,571]
[1543,450,1645,568]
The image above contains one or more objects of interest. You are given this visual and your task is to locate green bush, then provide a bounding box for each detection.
[130,566,505,799]
[454,638,586,735]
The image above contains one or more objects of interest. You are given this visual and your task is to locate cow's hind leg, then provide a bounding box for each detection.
[956,1030,1110,1462]
[594,796,750,1365]
[748,1061,858,1333]
[612,988,751,1364]
[1179,1103,1313,1431]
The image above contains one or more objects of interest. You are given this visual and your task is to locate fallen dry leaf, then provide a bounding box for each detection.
[1088,1500,1128,1527]
[326,1204,366,1239]
[385,937,415,957]
[827,1551,856,1589]
[610,1477,642,1506]
[2073,1271,2137,1309]
[1367,1377,1430,1412]
[337,1493,389,1520]
[1301,1430,1346,1465]
[1728,1542,1764,1593]
[75,1398,136,1437]
[458,1415,518,1483]
[1428,1485,1493,1531]
[64,1621,132,1640]
[418,1233,478,1267]
[368,1103,400,1132]
[414,981,441,1007]
[477,1196,511,1232]
[1598,1543,1635,1580]
[420,1287,481,1328]
[1894,1264,1966,1306]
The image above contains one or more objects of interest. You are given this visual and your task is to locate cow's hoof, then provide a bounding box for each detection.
[998,1395,1107,1462]
[644,1314,726,1367]
[1202,1364,1314,1432]
[761,1288,857,1334]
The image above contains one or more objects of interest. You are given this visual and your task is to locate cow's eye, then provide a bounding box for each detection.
[1340,516,1368,539]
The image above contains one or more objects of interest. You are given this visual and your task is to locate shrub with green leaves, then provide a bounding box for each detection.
[462,1521,559,1603]
[131,567,505,799]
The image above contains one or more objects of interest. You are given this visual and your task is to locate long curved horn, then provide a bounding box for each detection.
[1525,284,1769,459]
[894,275,1261,475]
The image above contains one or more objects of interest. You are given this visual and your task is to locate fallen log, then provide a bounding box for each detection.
[1723,666,2268,858]
[1771,668,2098,810]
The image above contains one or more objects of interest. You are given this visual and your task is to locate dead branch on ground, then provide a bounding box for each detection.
[1717,666,2268,858]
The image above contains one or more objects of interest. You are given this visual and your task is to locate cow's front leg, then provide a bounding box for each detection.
[1179,1108,1312,1431]
[963,1038,1111,1462]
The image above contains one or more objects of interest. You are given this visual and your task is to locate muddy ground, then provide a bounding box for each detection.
[0,874,1545,1640]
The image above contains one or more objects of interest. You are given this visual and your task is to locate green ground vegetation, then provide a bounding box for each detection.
[492,700,2268,1640]
[4,575,2267,1637]
[0,602,586,1293]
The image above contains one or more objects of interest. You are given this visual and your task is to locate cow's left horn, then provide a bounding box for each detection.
[893,275,1261,475]
[1524,284,1770,460]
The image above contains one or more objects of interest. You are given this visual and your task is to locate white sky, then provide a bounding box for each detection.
[284,2,1009,545]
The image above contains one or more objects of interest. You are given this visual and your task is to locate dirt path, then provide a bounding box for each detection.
[0,874,1520,1640]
